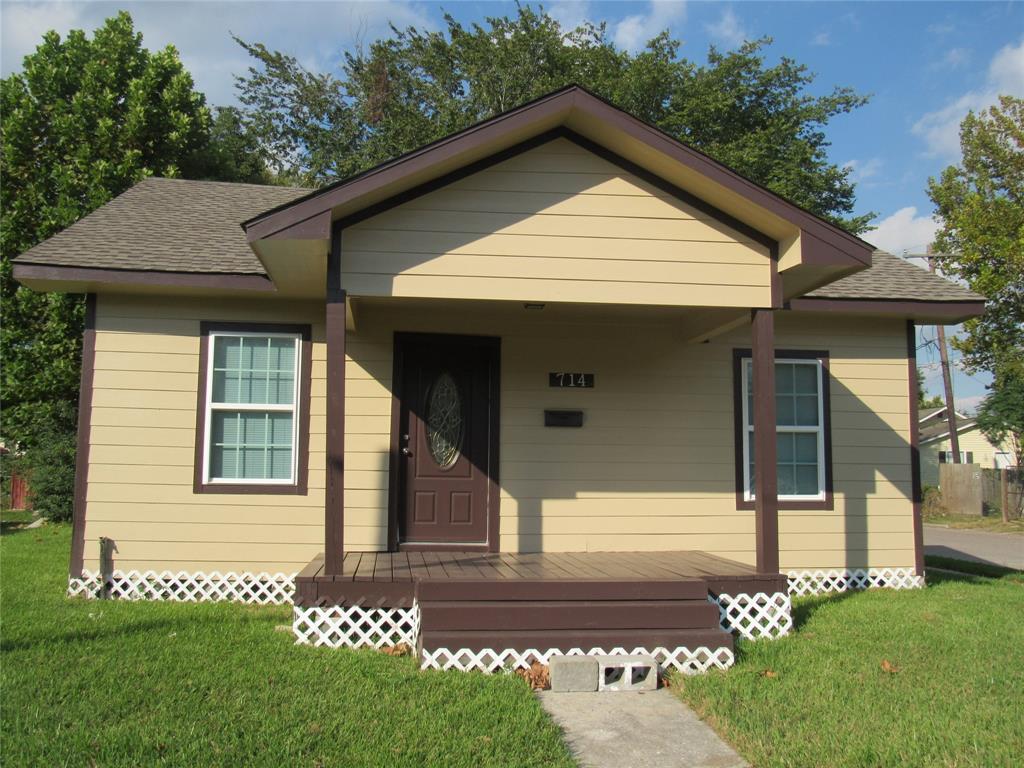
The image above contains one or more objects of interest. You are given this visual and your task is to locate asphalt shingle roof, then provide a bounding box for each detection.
[14,179,986,306]
[15,178,310,275]
[808,250,984,302]
[921,416,976,443]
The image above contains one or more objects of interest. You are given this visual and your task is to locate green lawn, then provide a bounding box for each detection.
[675,566,1024,768]
[0,525,573,768]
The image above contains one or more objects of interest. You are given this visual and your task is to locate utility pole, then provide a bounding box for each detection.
[926,248,962,463]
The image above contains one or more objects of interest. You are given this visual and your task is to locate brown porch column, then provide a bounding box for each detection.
[324,227,346,576]
[752,309,780,573]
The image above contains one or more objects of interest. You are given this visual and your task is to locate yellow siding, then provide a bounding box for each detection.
[83,294,329,573]
[85,295,915,574]
[921,427,1014,486]
[343,138,772,308]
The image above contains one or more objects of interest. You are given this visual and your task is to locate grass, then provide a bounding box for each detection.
[923,511,1024,534]
[674,569,1024,768]
[0,525,573,768]
[0,508,38,532]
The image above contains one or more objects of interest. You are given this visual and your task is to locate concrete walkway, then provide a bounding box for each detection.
[924,524,1024,569]
[538,689,746,768]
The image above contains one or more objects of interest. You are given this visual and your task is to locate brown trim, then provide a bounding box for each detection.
[751,310,780,573]
[732,346,834,512]
[787,297,985,322]
[389,332,502,553]
[69,294,97,578]
[907,321,925,576]
[324,225,346,575]
[769,243,783,309]
[192,321,312,495]
[13,263,276,293]
[243,84,872,269]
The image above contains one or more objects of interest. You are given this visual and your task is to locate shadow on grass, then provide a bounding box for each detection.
[790,589,861,631]
[2,601,286,653]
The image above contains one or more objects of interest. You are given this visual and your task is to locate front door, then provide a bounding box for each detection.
[397,334,498,547]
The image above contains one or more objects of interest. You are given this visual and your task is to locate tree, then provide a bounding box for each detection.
[976,371,1024,518]
[0,13,216,519]
[183,106,272,184]
[928,96,1024,381]
[235,6,873,232]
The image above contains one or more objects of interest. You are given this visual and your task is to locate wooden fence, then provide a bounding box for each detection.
[981,467,1023,520]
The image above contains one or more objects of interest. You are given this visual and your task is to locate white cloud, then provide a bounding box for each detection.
[867,206,938,255]
[704,7,748,49]
[913,37,1024,158]
[548,0,593,36]
[940,47,970,69]
[612,0,687,52]
[811,31,830,47]
[1,1,437,105]
[844,157,883,183]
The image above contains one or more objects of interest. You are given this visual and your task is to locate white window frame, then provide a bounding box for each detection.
[741,357,826,502]
[202,330,302,486]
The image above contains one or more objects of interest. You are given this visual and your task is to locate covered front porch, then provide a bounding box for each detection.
[291,549,792,673]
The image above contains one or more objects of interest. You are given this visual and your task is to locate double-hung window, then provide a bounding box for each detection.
[201,330,302,486]
[738,352,832,505]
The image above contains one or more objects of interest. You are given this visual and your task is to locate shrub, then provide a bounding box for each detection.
[922,486,946,518]
[20,423,77,522]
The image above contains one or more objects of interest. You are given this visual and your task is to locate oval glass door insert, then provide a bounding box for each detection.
[426,371,463,469]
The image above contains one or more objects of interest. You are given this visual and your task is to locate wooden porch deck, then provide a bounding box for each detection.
[294,550,786,608]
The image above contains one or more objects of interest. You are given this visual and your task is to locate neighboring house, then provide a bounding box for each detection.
[12,86,986,672]
[919,407,1017,487]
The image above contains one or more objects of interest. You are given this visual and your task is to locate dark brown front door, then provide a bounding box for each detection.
[397,334,498,547]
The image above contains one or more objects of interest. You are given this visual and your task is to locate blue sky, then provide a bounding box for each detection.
[3,1,1021,409]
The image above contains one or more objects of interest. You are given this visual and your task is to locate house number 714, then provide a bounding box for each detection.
[549,372,594,388]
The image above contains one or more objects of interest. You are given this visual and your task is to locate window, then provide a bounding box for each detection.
[734,350,833,508]
[195,323,311,494]
[939,451,974,464]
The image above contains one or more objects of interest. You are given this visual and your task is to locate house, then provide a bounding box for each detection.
[13,86,986,672]
[919,406,1017,487]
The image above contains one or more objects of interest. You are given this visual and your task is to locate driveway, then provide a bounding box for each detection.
[924,524,1024,569]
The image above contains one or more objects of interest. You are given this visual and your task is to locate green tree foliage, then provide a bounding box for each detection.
[975,371,1023,473]
[928,96,1024,380]
[0,12,244,519]
[235,6,873,232]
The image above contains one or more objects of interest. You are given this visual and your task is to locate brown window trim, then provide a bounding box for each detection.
[193,321,312,495]
[732,348,834,511]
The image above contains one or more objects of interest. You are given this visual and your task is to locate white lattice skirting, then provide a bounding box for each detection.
[714,591,793,640]
[67,570,295,604]
[292,604,420,649]
[420,646,735,675]
[787,568,925,597]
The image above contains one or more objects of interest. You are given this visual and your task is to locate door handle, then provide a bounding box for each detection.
[401,447,413,456]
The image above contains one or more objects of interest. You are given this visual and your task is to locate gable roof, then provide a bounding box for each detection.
[920,416,978,443]
[6,85,985,318]
[242,85,873,271]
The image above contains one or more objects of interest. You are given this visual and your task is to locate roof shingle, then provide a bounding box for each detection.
[808,250,984,302]
[15,178,309,275]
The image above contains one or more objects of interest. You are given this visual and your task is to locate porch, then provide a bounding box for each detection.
[292,550,791,673]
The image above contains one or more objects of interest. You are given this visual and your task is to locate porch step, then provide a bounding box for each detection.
[420,599,719,631]
[416,578,708,602]
[416,576,733,657]
[419,628,734,654]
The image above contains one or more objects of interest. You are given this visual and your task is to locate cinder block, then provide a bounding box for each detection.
[595,654,658,692]
[550,655,599,692]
